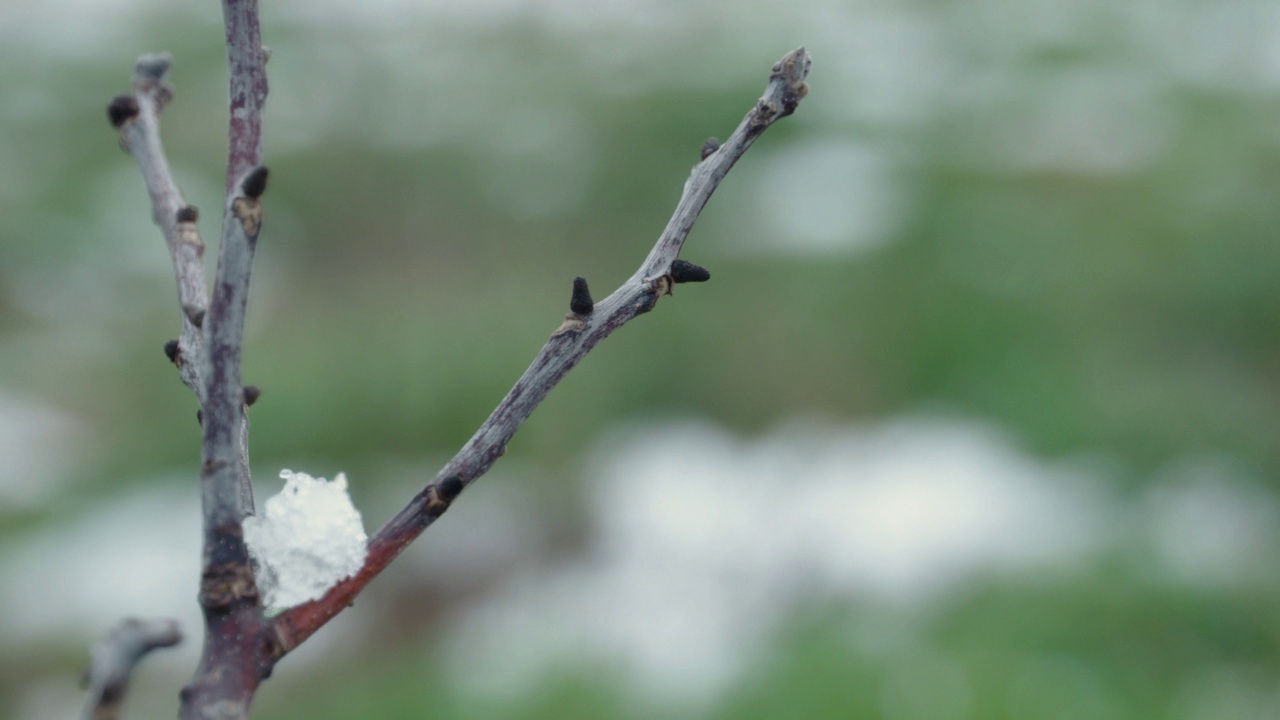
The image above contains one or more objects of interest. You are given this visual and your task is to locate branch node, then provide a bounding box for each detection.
[183,304,205,328]
[553,315,587,336]
[176,205,199,224]
[241,165,269,199]
[163,339,181,365]
[107,95,139,128]
[199,558,259,611]
[670,259,711,284]
[242,385,261,407]
[700,137,720,160]
[570,276,594,315]
[646,274,673,298]
[425,474,465,517]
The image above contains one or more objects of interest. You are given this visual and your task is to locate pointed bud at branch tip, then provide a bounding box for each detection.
[242,386,261,407]
[163,339,180,364]
[701,137,720,160]
[570,276,594,315]
[176,206,198,223]
[107,95,139,128]
[241,166,269,199]
[670,259,711,283]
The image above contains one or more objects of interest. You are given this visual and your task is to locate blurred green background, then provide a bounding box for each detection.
[2,0,1279,718]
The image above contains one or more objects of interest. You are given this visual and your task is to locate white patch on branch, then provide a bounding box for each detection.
[244,470,368,612]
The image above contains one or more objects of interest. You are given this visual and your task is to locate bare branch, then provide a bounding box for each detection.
[82,618,182,720]
[111,53,207,399]
[173,6,273,717]
[221,0,268,192]
[270,46,813,655]
[201,165,268,535]
[111,55,259,519]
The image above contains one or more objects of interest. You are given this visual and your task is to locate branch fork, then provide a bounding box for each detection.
[104,16,809,715]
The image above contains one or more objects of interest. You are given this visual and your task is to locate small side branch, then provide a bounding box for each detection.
[270,46,812,655]
[111,54,208,399]
[81,618,182,720]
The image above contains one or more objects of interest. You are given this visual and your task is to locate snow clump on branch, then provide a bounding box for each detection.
[243,470,368,612]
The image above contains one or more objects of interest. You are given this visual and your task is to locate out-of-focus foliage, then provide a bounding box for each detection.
[1,0,1278,717]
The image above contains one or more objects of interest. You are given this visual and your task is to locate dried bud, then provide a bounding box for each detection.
[242,385,261,407]
[107,95,139,128]
[570,276,594,315]
[163,339,180,364]
[241,165,269,199]
[176,206,198,223]
[700,137,720,160]
[437,475,463,502]
[670,259,711,284]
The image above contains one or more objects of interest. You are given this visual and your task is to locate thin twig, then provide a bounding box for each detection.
[81,618,182,720]
[112,53,207,399]
[271,46,813,654]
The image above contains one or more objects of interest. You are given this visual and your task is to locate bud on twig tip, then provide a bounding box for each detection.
[570,276,594,315]
[163,339,180,364]
[107,95,139,128]
[670,259,711,284]
[242,386,261,407]
[241,166,269,199]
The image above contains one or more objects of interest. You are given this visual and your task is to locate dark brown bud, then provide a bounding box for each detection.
[570,276,594,315]
[107,95,139,128]
[241,165,269,199]
[437,475,463,502]
[176,206,198,223]
[163,339,180,364]
[196,410,203,426]
[701,137,720,160]
[670,259,711,284]
[242,385,261,407]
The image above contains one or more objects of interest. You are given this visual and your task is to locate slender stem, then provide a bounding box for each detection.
[271,47,813,655]
[221,0,268,192]
[177,3,272,717]
[115,54,208,399]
